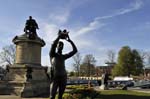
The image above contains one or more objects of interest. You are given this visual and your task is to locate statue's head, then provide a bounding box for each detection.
[57,41,64,53]
[29,16,32,19]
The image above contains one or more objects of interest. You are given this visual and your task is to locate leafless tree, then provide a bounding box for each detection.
[146,52,150,67]
[72,52,82,77]
[138,50,150,76]
[138,50,147,66]
[82,54,96,76]
[106,50,116,63]
[0,44,16,65]
[139,50,147,60]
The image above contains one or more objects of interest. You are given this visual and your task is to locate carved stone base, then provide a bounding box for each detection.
[0,64,50,97]
[21,81,50,97]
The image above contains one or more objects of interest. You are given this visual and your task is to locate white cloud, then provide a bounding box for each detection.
[73,0,143,38]
[42,23,58,43]
[95,0,143,20]
[41,55,50,66]
[116,0,143,14]
[49,9,70,24]
[72,37,93,50]
[48,0,91,25]
[74,20,105,37]
[47,0,88,25]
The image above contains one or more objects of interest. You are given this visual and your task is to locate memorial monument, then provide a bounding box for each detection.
[0,16,50,97]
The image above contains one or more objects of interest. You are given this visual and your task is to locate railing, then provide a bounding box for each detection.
[67,79,99,85]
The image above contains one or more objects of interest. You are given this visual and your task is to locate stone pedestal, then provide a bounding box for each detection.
[13,34,45,65]
[0,34,50,97]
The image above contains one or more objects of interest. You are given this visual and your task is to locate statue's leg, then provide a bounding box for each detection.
[50,80,58,99]
[58,77,67,99]
[33,29,37,37]
[30,29,37,39]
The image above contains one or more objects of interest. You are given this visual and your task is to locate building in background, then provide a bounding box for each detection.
[96,62,116,76]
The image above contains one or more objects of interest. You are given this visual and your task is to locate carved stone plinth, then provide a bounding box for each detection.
[0,34,50,97]
[1,65,50,97]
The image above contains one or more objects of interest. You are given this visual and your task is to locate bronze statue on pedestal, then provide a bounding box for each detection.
[24,16,39,39]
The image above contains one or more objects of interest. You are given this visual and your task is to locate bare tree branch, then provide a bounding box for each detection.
[106,49,116,63]
[82,54,96,76]
[72,52,82,77]
[0,44,15,65]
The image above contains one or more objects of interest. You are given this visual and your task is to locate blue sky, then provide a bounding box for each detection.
[0,0,150,70]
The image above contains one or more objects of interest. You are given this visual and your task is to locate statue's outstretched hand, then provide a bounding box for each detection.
[66,35,72,42]
[58,30,62,38]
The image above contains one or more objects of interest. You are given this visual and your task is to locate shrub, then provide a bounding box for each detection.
[63,88,98,99]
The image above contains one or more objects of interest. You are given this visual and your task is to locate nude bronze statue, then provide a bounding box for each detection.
[49,30,77,99]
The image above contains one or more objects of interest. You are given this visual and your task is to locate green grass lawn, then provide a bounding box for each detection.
[49,90,150,99]
[95,90,150,99]
[47,85,150,99]
[63,85,150,99]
